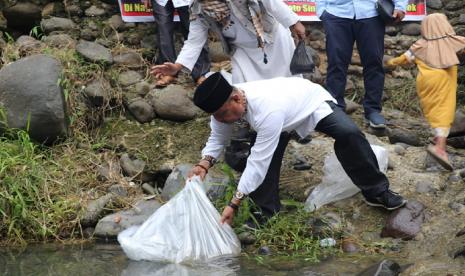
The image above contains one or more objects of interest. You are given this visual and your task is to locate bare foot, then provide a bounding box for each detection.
[426,144,453,171]
[155,75,176,87]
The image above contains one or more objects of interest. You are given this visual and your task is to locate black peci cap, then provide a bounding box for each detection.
[193,72,233,113]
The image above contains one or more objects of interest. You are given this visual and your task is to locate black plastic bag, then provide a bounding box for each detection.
[290,40,315,75]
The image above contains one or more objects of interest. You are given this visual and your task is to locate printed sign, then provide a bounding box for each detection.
[118,0,427,22]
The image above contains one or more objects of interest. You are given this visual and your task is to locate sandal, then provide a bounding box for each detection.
[155,75,176,87]
[426,145,453,171]
[196,76,207,86]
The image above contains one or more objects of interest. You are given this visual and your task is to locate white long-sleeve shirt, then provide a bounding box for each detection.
[201,77,337,195]
[176,0,299,83]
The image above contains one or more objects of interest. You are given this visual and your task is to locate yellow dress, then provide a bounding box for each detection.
[387,54,457,133]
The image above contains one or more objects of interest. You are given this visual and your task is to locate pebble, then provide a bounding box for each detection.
[448,175,461,183]
[416,180,434,194]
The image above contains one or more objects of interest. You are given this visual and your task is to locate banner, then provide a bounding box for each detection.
[118,0,426,22]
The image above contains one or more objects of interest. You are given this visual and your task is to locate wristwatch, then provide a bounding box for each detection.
[201,155,217,167]
[233,190,245,201]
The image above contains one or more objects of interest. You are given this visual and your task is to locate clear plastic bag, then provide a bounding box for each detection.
[118,176,241,263]
[304,145,388,211]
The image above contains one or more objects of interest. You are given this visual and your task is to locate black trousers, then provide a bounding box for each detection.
[152,0,210,81]
[321,11,385,116]
[250,103,389,218]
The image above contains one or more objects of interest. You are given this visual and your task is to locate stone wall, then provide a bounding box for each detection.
[0,0,464,99]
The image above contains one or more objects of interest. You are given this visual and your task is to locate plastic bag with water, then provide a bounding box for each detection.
[304,145,388,211]
[118,176,241,263]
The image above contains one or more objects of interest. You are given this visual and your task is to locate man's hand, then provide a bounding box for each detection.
[187,160,210,180]
[392,9,405,23]
[290,21,306,40]
[150,62,183,79]
[142,0,151,9]
[220,206,235,225]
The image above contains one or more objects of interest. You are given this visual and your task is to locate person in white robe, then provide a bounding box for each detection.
[150,0,306,84]
[189,73,407,227]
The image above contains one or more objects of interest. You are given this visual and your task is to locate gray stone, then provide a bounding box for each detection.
[113,51,144,68]
[3,2,41,31]
[150,85,201,121]
[459,168,465,179]
[119,70,143,86]
[140,34,157,50]
[258,246,272,255]
[80,193,114,227]
[128,98,155,123]
[41,17,77,34]
[450,110,465,136]
[120,153,146,178]
[387,128,422,146]
[16,35,43,55]
[94,199,161,238]
[41,2,65,18]
[76,40,113,64]
[108,15,125,31]
[394,144,406,155]
[43,34,76,48]
[65,5,83,16]
[309,29,325,41]
[445,0,465,10]
[303,67,324,85]
[385,25,399,36]
[448,174,461,183]
[80,28,98,41]
[135,81,151,97]
[345,98,361,114]
[142,183,156,195]
[85,5,106,17]
[381,200,425,240]
[0,54,68,144]
[84,78,110,107]
[415,180,434,193]
[401,23,421,36]
[449,202,465,213]
[238,231,256,245]
[357,260,401,276]
[426,0,443,9]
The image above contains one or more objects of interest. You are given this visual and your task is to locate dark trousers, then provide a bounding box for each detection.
[321,11,385,116]
[152,0,210,81]
[250,103,389,217]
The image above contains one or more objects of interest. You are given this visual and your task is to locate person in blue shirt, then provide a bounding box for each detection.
[316,0,408,129]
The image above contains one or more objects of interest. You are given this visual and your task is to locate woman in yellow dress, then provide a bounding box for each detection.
[386,13,465,171]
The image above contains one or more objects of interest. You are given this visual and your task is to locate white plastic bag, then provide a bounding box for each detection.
[118,176,241,263]
[304,145,388,211]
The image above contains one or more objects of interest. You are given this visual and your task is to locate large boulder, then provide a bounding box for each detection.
[0,54,68,144]
[149,85,201,121]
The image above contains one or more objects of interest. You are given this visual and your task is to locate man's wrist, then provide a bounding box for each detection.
[201,155,217,167]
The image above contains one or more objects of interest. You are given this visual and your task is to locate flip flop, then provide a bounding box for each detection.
[155,75,176,88]
[426,145,454,171]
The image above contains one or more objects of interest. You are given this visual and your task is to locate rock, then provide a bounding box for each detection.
[149,85,201,122]
[41,17,77,34]
[450,110,465,136]
[385,25,399,36]
[65,5,83,16]
[120,153,146,178]
[127,98,155,123]
[108,184,128,197]
[387,128,422,146]
[445,0,465,10]
[209,41,229,62]
[0,54,68,144]
[415,180,434,193]
[238,231,256,245]
[449,202,465,213]
[108,15,124,31]
[448,174,461,183]
[43,34,76,48]
[357,260,401,276]
[119,70,143,87]
[113,51,144,68]
[393,144,406,155]
[41,2,65,18]
[76,40,113,64]
[303,67,324,85]
[459,168,465,179]
[80,193,114,227]
[342,239,359,253]
[3,2,41,32]
[345,98,361,114]
[140,34,157,50]
[426,0,443,9]
[447,135,465,149]
[401,23,421,36]
[142,183,156,195]
[85,5,106,17]
[135,81,151,97]
[258,246,272,255]
[94,199,161,238]
[381,200,425,240]
[80,28,98,41]
[309,29,325,41]
[82,227,95,238]
[84,78,110,107]
[16,35,43,55]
